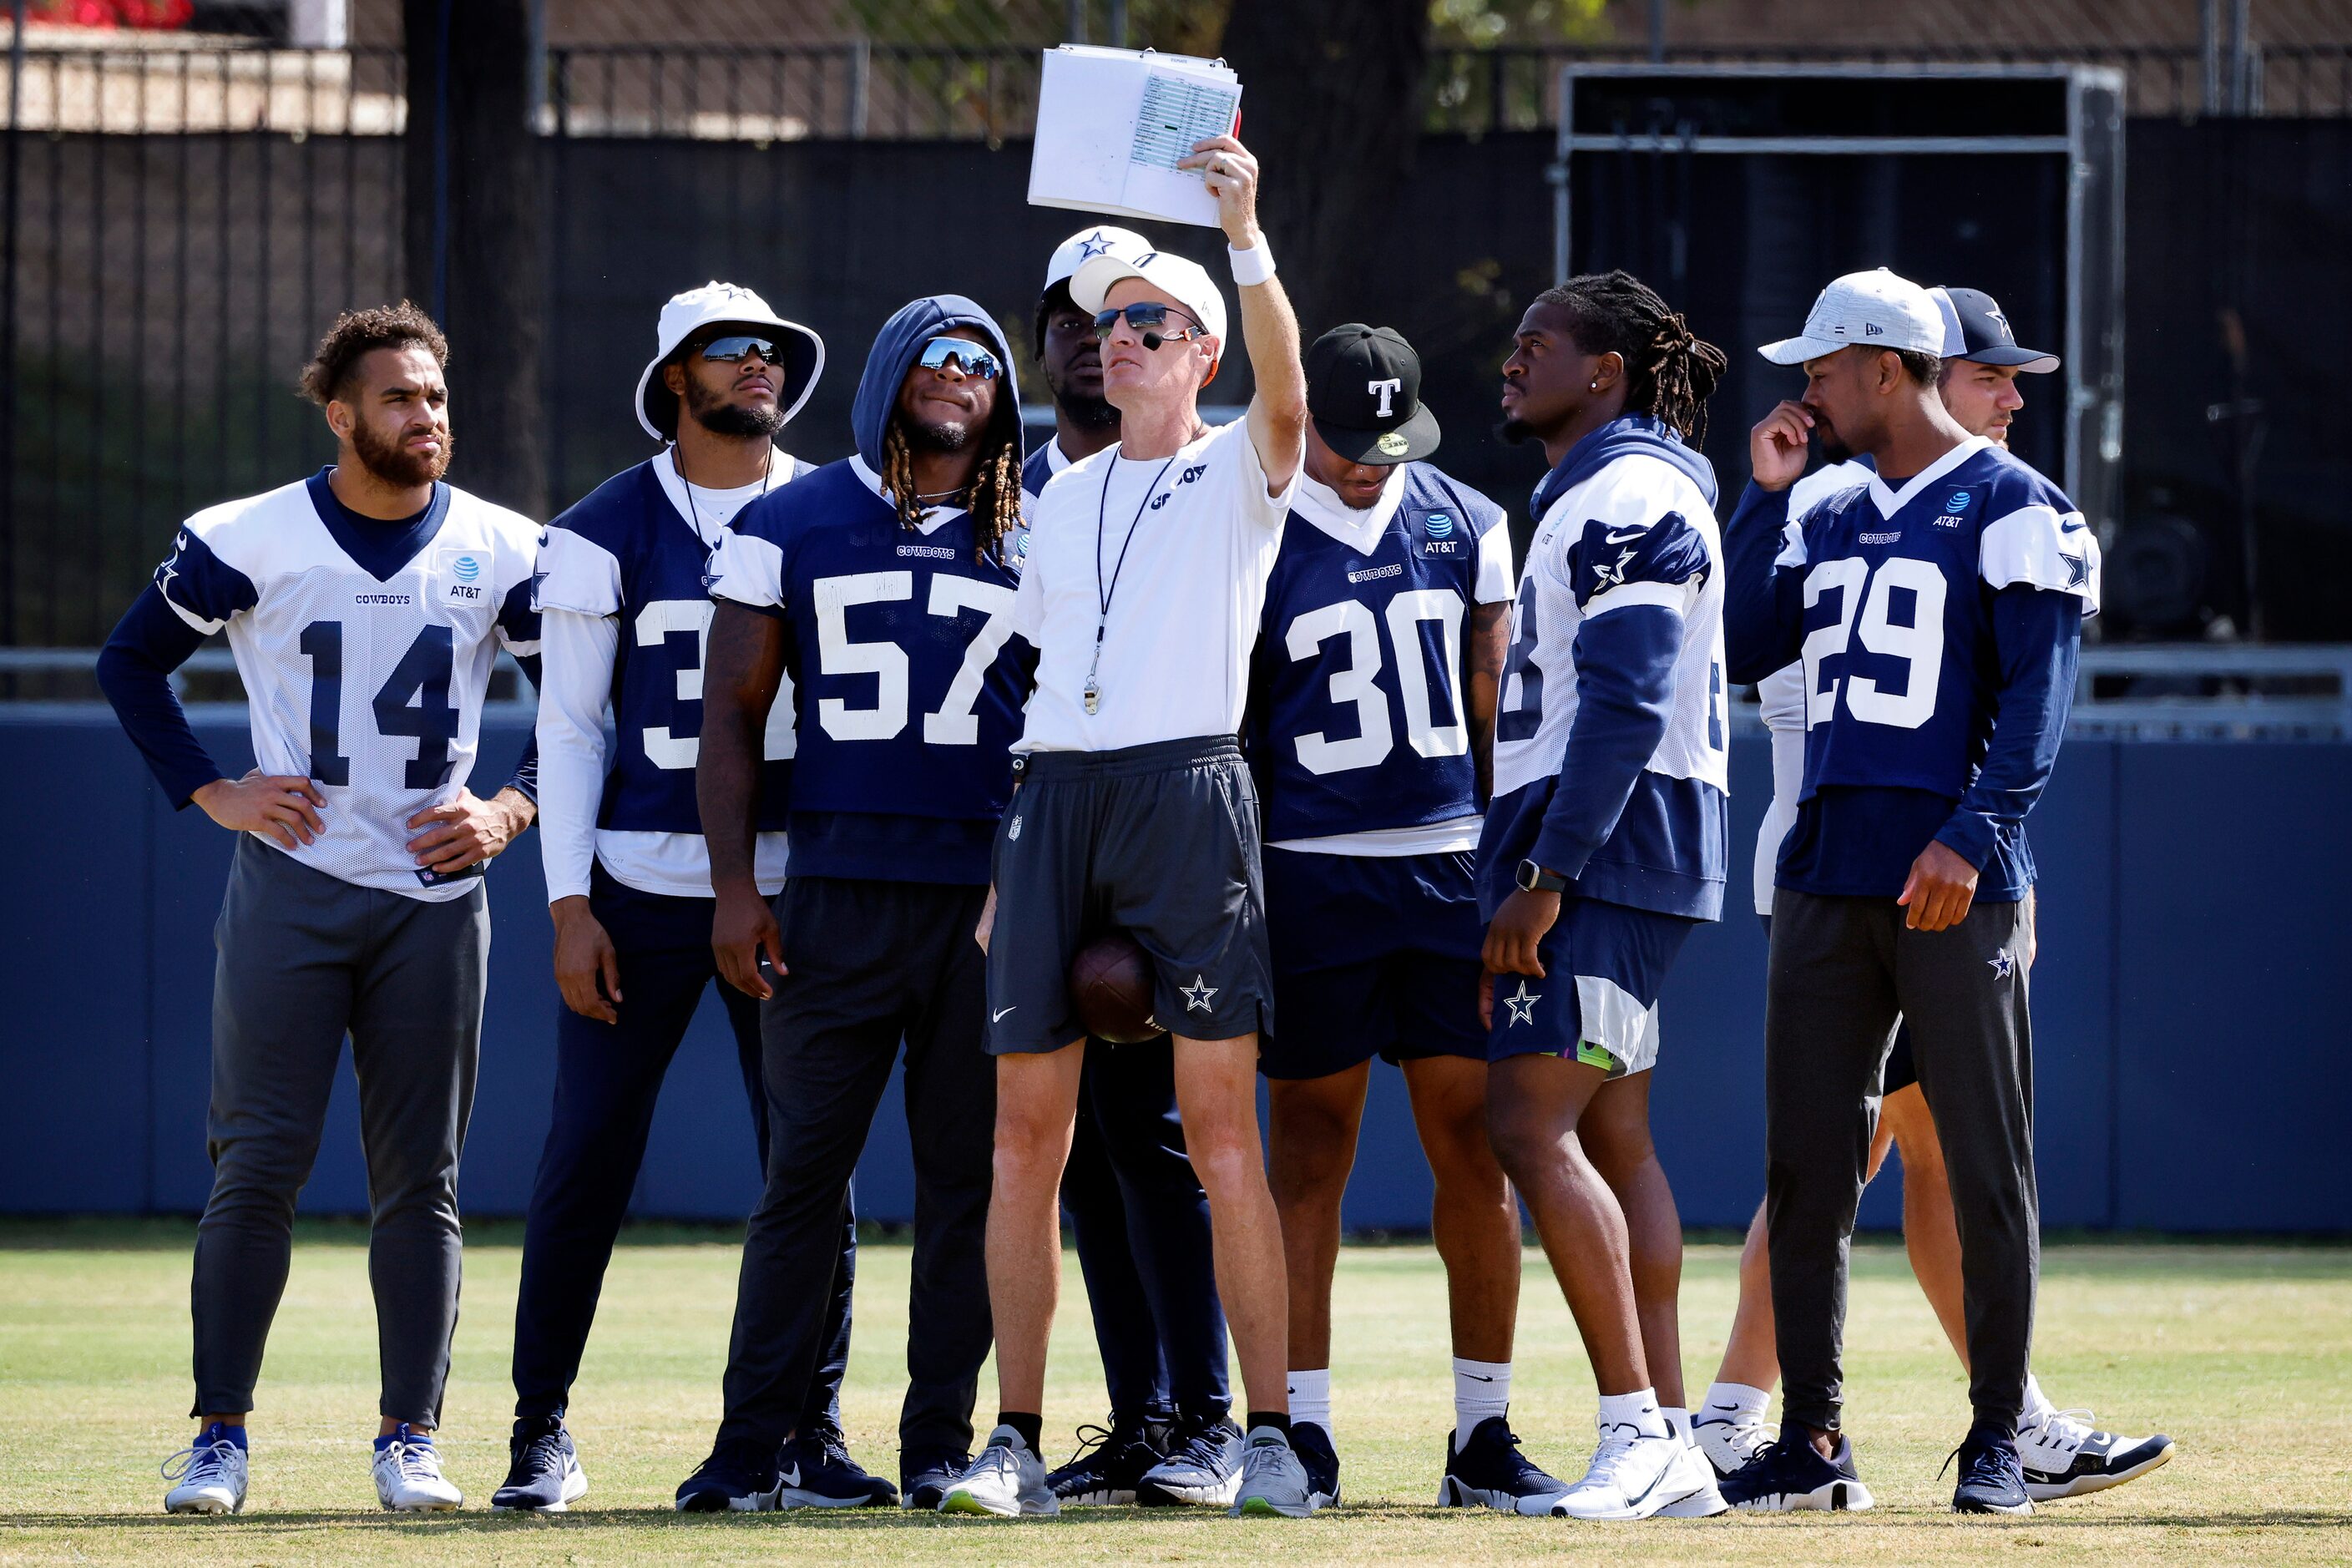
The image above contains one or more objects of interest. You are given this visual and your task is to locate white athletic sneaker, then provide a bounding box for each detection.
[1692,1404,1773,1479]
[938,1427,1059,1517]
[162,1428,248,1515]
[373,1426,463,1512]
[2017,1409,2176,1501]
[1652,1439,1731,1517]
[1229,1426,1319,1518]
[1139,1415,1245,1506]
[1548,1425,1681,1521]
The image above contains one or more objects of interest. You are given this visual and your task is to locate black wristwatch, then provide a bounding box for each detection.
[1516,858,1569,894]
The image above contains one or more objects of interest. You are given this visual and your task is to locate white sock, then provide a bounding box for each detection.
[1702,1380,1772,1424]
[1452,1358,1510,1435]
[1287,1368,1332,1439]
[2021,1373,2055,1427]
[1661,1406,1692,1446]
[1597,1388,1669,1440]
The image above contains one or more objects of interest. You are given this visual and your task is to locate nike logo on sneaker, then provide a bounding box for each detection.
[992,1006,1017,1022]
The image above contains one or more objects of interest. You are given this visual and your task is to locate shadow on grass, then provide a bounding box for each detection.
[5,1506,2349,1533]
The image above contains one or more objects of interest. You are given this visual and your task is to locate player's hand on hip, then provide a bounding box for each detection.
[192,768,325,849]
[1181,134,1262,250]
[974,883,997,955]
[551,895,623,1024]
[1898,840,1980,932]
[1481,888,1560,980]
[406,787,524,873]
[1478,969,1495,1030]
[713,884,786,999]
[1749,400,1814,492]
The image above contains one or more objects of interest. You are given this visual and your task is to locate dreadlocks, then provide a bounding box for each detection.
[879,415,1027,567]
[1536,270,1729,446]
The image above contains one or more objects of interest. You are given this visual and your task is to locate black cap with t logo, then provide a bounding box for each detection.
[1303,323,1442,466]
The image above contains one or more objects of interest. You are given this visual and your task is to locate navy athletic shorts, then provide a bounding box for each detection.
[1490,895,1697,1074]
[1258,845,1485,1080]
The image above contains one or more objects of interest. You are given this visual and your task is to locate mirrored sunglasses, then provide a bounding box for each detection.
[1092,302,1204,343]
[918,336,1004,378]
[691,335,781,364]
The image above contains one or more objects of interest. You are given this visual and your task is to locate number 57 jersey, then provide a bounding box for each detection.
[154,470,541,898]
[706,456,1032,886]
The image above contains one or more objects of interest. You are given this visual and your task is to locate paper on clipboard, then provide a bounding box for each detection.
[1027,45,1242,229]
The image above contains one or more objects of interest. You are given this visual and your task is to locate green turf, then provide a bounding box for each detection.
[2,1219,2347,1564]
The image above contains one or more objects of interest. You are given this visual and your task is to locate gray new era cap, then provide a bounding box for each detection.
[1759,268,1945,365]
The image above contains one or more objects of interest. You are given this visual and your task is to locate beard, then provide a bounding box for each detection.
[903,412,977,453]
[1499,414,1538,446]
[1056,388,1119,432]
[352,417,451,489]
[1816,427,1854,465]
[685,375,787,439]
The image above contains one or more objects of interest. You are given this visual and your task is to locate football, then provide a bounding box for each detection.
[1069,931,1165,1044]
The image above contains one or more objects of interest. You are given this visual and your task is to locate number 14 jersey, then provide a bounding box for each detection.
[155,471,541,899]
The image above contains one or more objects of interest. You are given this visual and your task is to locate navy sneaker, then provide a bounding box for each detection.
[1047,1414,1167,1506]
[1137,1412,1244,1506]
[899,1450,971,1511]
[491,1419,588,1513]
[775,1424,897,1508]
[1948,1424,2034,1515]
[1436,1414,1569,1514]
[674,1437,782,1513]
[1719,1429,1875,1513]
[1289,1420,1342,1510]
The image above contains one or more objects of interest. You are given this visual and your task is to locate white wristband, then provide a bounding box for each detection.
[1227,240,1277,288]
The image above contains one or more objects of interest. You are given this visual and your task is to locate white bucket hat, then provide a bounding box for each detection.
[635,281,825,443]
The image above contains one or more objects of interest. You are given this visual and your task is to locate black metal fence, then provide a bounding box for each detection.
[3,38,2349,658]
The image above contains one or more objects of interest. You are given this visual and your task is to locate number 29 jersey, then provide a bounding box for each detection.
[1245,462,1514,847]
[155,471,540,899]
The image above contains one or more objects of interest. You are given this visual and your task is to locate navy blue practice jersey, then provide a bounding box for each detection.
[1246,463,1515,842]
[535,459,805,835]
[707,458,1031,882]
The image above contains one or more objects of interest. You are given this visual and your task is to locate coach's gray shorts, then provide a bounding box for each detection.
[986,735,1272,1054]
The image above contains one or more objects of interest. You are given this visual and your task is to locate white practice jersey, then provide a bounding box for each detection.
[158,473,541,899]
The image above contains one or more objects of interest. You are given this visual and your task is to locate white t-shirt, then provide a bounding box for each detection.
[1014,417,1297,752]
[1751,459,1869,915]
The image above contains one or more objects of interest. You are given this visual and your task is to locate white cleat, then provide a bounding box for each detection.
[938,1427,1058,1518]
[1652,1439,1732,1517]
[373,1425,463,1512]
[1230,1426,1319,1518]
[2018,1409,2177,1501]
[162,1429,248,1515]
[1548,1426,1682,1521]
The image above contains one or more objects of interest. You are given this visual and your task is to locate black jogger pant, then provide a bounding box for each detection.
[1763,888,2039,1438]
[717,877,997,1467]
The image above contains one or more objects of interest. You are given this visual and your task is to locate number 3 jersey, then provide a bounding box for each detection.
[1245,461,1514,851]
[706,455,1031,886]
[1479,415,1730,923]
[1724,434,2100,902]
[152,470,541,899]
[532,449,810,902]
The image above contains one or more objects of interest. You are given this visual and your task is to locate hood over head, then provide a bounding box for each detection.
[852,294,1024,475]
[1530,412,1719,523]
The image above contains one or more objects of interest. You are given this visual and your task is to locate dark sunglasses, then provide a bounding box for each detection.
[689,335,782,364]
[918,336,1004,379]
[1093,302,1205,343]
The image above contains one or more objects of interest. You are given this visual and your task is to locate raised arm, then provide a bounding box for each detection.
[697,599,790,998]
[1182,134,1306,493]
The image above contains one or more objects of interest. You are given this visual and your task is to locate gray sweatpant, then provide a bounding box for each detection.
[1763,888,2038,1438]
[192,837,488,1425]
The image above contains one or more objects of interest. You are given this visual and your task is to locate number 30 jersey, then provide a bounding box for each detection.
[1245,461,1513,850]
[706,456,1031,886]
[154,470,541,899]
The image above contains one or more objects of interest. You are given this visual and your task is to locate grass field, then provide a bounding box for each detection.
[3,1219,2347,1565]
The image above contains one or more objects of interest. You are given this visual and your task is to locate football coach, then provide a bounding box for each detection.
[943,132,1318,1520]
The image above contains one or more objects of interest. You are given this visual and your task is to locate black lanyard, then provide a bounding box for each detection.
[1085,449,1179,716]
